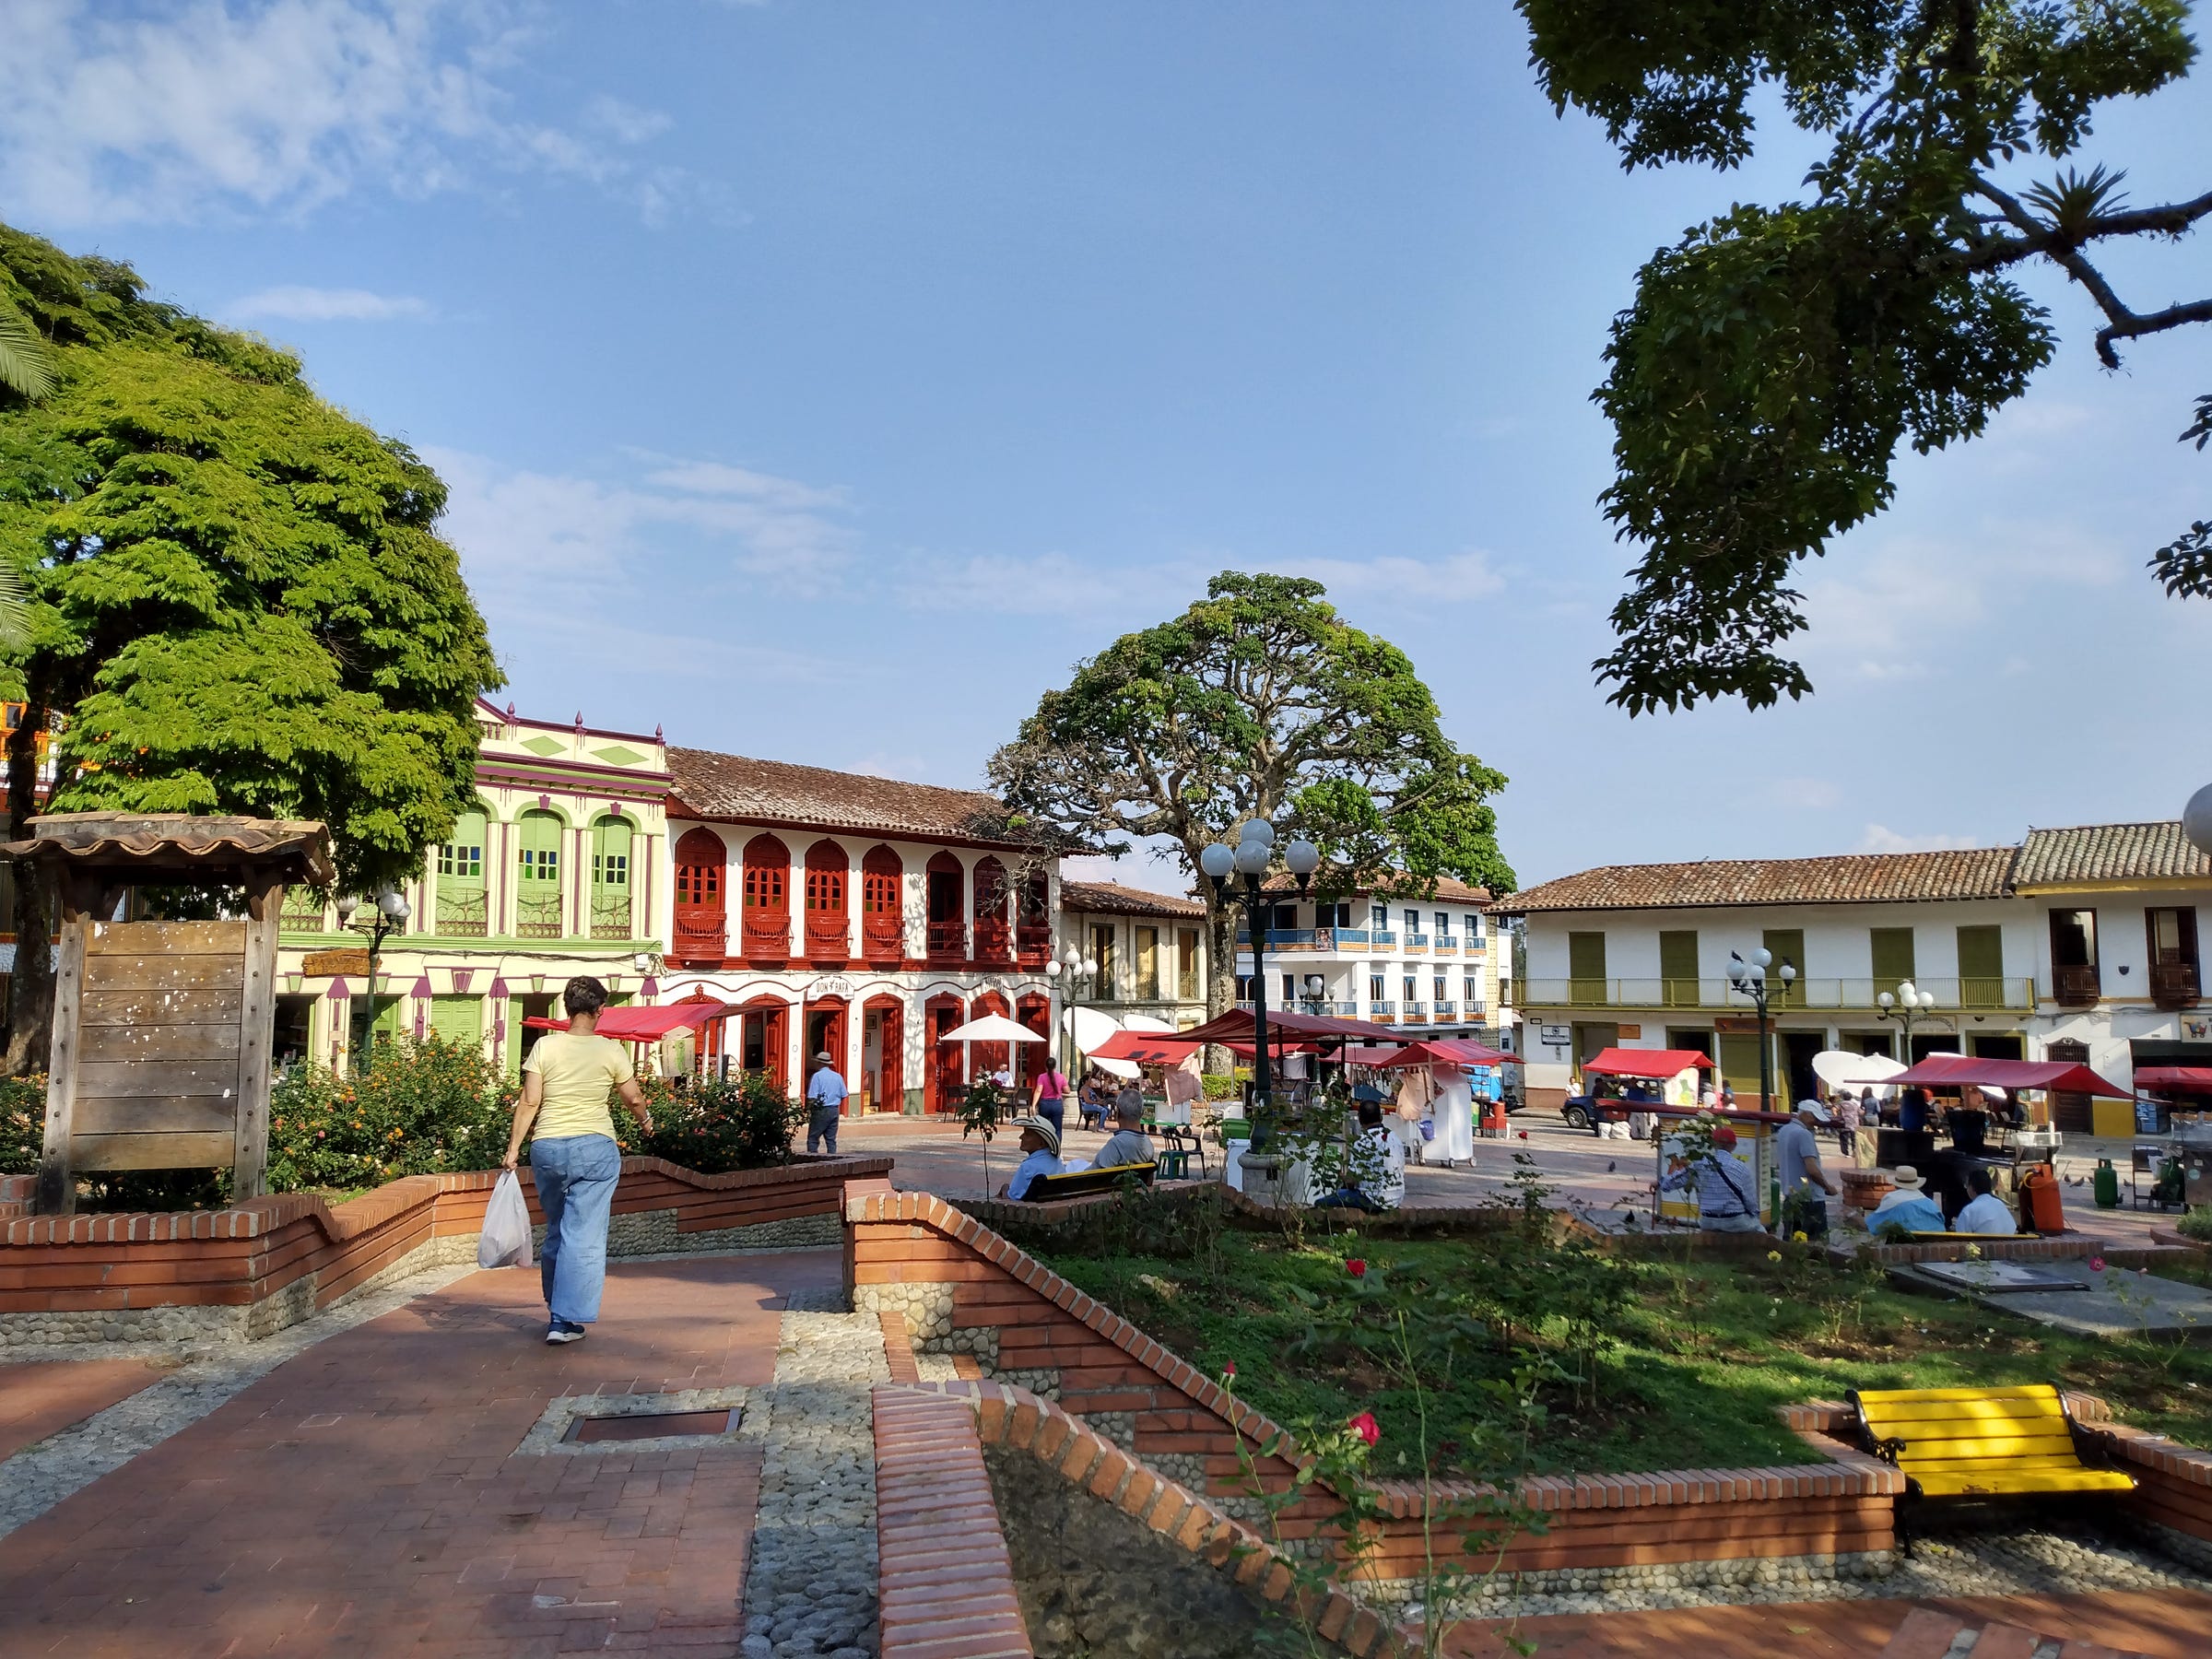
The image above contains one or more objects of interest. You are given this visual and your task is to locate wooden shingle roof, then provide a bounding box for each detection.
[1060,879,1207,920]
[666,748,1025,847]
[1491,848,2020,915]
[2015,821,2212,886]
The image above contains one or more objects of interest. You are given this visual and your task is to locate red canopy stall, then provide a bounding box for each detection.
[1888,1053,2131,1098]
[1582,1047,1713,1080]
[523,1002,738,1043]
[1375,1037,1519,1070]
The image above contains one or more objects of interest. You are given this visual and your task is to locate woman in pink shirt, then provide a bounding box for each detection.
[1030,1060,1071,1139]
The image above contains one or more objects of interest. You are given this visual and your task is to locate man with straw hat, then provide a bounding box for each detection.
[1000,1115,1064,1200]
[1867,1166,1946,1235]
[806,1050,849,1155]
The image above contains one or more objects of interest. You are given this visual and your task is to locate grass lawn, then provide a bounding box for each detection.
[1040,1229,2212,1481]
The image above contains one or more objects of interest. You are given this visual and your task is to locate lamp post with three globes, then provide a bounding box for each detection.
[1876,980,1940,1066]
[1198,818,1323,1149]
[1726,947,1794,1112]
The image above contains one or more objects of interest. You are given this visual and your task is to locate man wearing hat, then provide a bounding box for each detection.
[1868,1166,1947,1235]
[1658,1123,1763,1233]
[1001,1115,1064,1200]
[1776,1097,1843,1239]
[806,1050,849,1155]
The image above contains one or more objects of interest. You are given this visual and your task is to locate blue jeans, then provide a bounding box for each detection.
[530,1134,621,1325]
[1036,1098,1065,1140]
[807,1102,841,1154]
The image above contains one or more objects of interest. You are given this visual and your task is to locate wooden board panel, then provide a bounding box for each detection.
[85,920,248,955]
[70,1131,239,1171]
[76,1058,247,1099]
[300,947,371,978]
[80,986,246,1028]
[34,919,90,1215]
[71,1096,240,1135]
[80,1023,242,1065]
[82,955,248,994]
[233,877,283,1200]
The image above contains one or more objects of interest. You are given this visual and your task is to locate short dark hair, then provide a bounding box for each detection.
[1968,1166,1995,1197]
[1358,1101,1383,1128]
[564,976,609,1018]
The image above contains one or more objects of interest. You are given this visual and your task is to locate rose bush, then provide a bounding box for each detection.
[267,1035,509,1193]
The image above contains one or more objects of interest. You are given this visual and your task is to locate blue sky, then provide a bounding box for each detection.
[5,1,2209,889]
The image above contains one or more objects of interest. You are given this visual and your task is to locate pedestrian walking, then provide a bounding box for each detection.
[806,1051,849,1154]
[1030,1057,1071,1141]
[1775,1099,1842,1239]
[502,975,653,1345]
[1833,1088,1862,1162]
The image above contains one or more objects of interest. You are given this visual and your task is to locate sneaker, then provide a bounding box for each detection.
[545,1320,586,1345]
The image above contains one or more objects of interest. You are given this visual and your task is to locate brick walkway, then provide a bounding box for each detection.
[0,1359,171,1461]
[1444,1587,2212,1657]
[0,1250,837,1657]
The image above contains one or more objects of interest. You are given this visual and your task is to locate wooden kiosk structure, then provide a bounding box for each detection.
[5,813,337,1215]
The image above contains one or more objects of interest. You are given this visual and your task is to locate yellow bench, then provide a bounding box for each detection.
[1847,1384,2136,1500]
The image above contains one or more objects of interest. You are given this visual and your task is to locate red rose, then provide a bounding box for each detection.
[1347,1410,1380,1447]
[1346,1258,1367,1277]
[1517,1130,1528,1139]
[2088,1256,2107,1273]
[1223,1361,1238,1379]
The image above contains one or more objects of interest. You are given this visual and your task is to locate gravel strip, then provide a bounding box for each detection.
[0,1260,478,1541]
[739,1295,890,1659]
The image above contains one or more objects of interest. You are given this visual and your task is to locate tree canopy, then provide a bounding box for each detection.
[990,571,1512,1010]
[1516,0,2211,712]
[0,221,501,897]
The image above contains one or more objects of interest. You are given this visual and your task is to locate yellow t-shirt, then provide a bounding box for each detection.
[524,1031,634,1143]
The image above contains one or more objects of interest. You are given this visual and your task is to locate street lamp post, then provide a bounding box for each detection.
[1049,946,1099,1081]
[1199,819,1322,1150]
[1875,979,1940,1063]
[335,888,411,1065]
[1726,947,1795,1112]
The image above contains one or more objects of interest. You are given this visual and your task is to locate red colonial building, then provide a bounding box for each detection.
[658,748,1056,1113]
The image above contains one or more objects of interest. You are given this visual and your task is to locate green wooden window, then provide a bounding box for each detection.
[437,809,488,936]
[1957,924,2005,1009]
[429,995,484,1049]
[1567,931,1606,1006]
[279,885,325,930]
[1870,926,1915,994]
[591,817,633,940]
[516,810,564,938]
[1659,930,1699,1007]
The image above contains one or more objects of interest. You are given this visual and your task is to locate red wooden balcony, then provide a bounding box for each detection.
[1016,923,1050,965]
[805,918,849,962]
[672,910,725,962]
[973,920,1011,960]
[926,920,965,961]
[2053,964,2100,1008]
[863,921,903,962]
[742,912,792,960]
[2152,962,2201,1010]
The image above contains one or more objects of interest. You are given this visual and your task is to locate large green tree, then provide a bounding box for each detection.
[0,223,502,1068]
[989,571,1513,1018]
[1516,0,2211,712]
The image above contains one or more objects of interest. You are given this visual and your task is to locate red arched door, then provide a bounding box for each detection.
[741,834,791,961]
[863,994,903,1112]
[1015,993,1051,1091]
[971,990,1010,1087]
[1018,872,1050,964]
[804,840,850,962]
[738,997,790,1094]
[805,996,848,1110]
[672,828,726,963]
[925,853,964,960]
[924,994,965,1112]
[973,856,1011,961]
[861,845,904,963]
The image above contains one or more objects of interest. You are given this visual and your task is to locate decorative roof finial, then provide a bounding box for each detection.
[655,724,664,743]
[574,711,584,733]
[505,700,516,721]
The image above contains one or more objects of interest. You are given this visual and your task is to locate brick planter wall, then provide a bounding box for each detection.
[2065,1392,2212,1571]
[844,1181,1903,1599]
[0,1154,887,1347]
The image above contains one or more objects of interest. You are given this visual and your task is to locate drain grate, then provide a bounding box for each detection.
[567,1407,735,1444]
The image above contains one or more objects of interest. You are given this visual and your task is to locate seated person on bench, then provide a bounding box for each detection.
[1319,1100,1406,1211]
[1868,1165,1947,1234]
[1094,1095,1157,1171]
[1954,1165,2018,1235]
[1000,1116,1064,1200]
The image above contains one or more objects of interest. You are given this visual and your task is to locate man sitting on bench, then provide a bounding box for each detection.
[1001,1116,1064,1200]
[1094,1094,1157,1171]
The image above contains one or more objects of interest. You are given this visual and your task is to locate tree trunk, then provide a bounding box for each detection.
[4,700,52,1076]
[1205,890,1238,1077]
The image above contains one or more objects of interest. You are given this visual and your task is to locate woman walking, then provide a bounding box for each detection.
[502,976,654,1345]
[1030,1056,1072,1141]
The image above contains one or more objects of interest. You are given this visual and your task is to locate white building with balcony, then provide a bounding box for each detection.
[1231,877,1497,1039]
[1496,822,2212,1134]
[1057,880,1211,1031]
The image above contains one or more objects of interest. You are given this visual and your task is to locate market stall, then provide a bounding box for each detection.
[1375,1037,1519,1166]
[1578,1047,1711,1140]
[1885,1053,2132,1223]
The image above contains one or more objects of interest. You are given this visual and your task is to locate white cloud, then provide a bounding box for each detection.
[1277,549,1506,603]
[226,284,431,322]
[900,552,1132,617]
[848,752,931,782]
[1769,777,1841,811]
[0,0,721,227]
[1857,824,1984,853]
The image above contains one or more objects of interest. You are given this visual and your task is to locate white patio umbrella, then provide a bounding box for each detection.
[1065,1005,1123,1054]
[1812,1050,1906,1089]
[939,1013,1049,1045]
[1119,1012,1175,1033]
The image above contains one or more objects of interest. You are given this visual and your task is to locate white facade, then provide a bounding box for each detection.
[1231,887,1498,1037]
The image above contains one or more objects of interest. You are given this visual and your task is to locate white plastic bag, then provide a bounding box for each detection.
[477,1169,534,1269]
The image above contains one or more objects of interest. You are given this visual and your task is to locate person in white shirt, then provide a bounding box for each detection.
[1955,1167,2019,1235]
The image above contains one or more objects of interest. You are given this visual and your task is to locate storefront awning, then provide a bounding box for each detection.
[1376,1038,1520,1070]
[2135,1065,2212,1094]
[1177,1007,1398,1045]
[1582,1047,1712,1079]
[522,1002,736,1041]
[1888,1053,2131,1098]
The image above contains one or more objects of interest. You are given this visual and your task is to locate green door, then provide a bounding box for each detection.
[591,817,633,939]
[429,995,484,1051]
[1659,930,1699,1007]
[1568,931,1606,1006]
[1718,1031,1767,1102]
[1870,927,1916,998]
[1957,924,2005,1008]
[517,810,564,937]
[437,809,488,936]
[1761,929,1805,1007]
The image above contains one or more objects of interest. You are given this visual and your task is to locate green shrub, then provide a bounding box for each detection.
[1201,1072,1240,1101]
[1,1074,41,1176]
[2180,1205,2212,1243]
[267,1034,509,1193]
[640,1071,805,1173]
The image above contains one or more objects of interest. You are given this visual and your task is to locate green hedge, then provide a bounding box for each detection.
[1,1074,41,1176]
